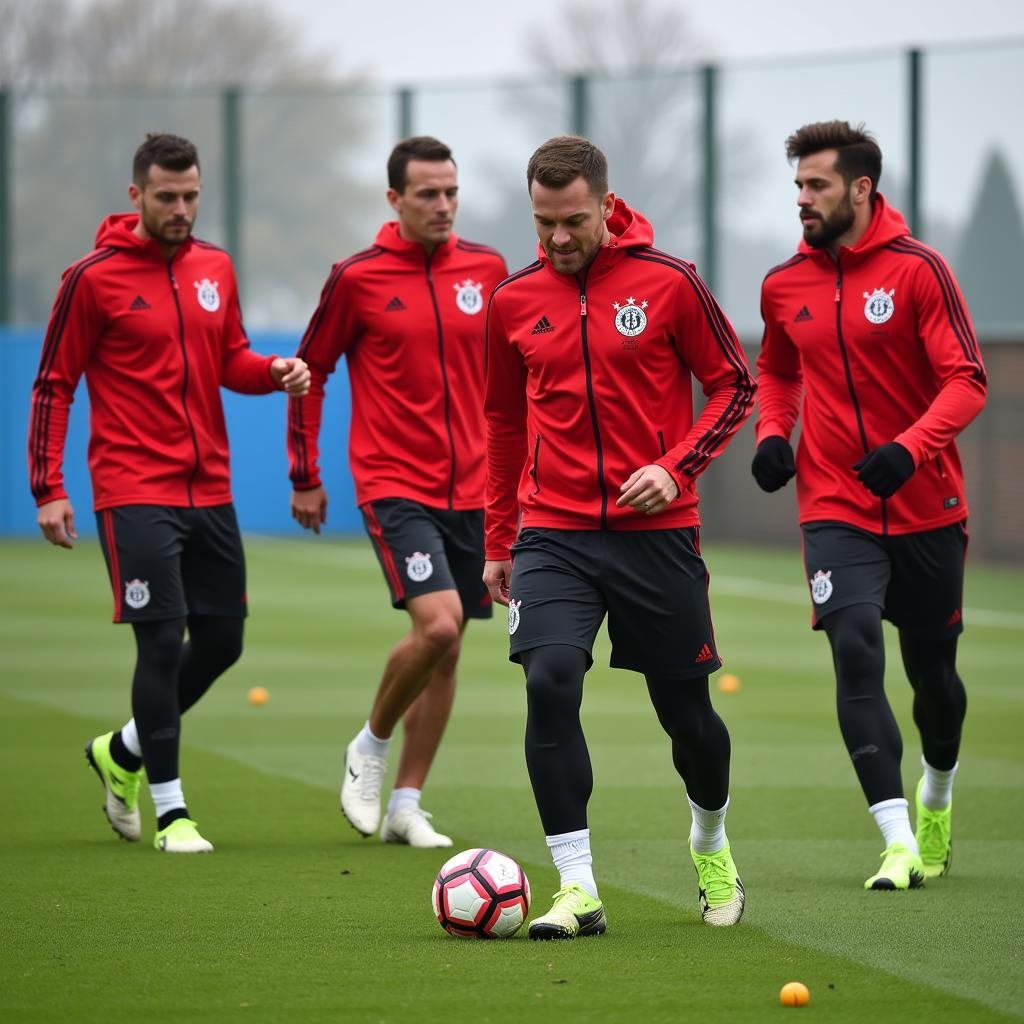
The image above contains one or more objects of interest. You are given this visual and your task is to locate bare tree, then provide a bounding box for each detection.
[527,0,711,75]
[1,0,332,86]
[0,0,72,87]
[6,0,380,324]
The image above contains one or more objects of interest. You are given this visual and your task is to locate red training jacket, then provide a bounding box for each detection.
[485,198,755,561]
[28,214,278,511]
[757,195,987,535]
[288,223,507,509]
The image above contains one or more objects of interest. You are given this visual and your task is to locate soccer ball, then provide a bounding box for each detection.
[432,848,531,939]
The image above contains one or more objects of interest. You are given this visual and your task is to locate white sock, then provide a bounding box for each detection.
[150,779,187,820]
[387,787,421,817]
[120,718,141,758]
[546,828,598,899]
[920,757,958,810]
[870,797,918,853]
[355,721,391,759]
[688,796,729,853]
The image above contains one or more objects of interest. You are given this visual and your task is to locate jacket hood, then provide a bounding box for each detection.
[374,221,459,260]
[798,193,910,259]
[95,213,195,259]
[536,197,654,267]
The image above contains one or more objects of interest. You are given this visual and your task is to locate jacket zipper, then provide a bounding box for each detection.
[530,433,542,494]
[577,272,608,527]
[425,250,457,509]
[833,260,885,533]
[168,264,200,507]
[657,430,667,456]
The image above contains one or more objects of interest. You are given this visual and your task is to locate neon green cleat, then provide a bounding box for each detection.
[915,777,952,879]
[865,842,925,890]
[154,818,213,854]
[85,732,142,842]
[690,841,745,926]
[528,884,606,940]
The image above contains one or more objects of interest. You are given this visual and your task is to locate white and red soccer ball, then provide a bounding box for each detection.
[432,848,531,939]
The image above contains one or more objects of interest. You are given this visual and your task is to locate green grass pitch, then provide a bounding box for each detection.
[1,536,1022,1022]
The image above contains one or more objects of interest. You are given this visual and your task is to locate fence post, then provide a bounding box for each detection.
[223,86,243,299]
[398,87,414,139]
[0,89,10,324]
[908,48,922,237]
[701,64,718,291]
[570,76,588,137]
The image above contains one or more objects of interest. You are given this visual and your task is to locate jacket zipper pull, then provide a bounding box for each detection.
[580,294,587,317]
[834,277,841,303]
[170,271,179,291]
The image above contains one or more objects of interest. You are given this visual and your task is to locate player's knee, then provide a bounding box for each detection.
[134,619,185,676]
[523,646,586,711]
[417,613,462,655]
[826,608,884,678]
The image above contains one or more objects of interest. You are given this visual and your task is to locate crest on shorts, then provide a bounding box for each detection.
[194,278,221,313]
[613,297,648,337]
[810,569,833,605]
[862,287,894,324]
[508,599,522,635]
[124,578,150,610]
[454,279,484,315]
[406,551,434,582]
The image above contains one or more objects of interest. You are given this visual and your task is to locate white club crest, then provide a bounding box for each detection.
[862,287,895,324]
[194,278,221,313]
[508,598,522,635]
[810,569,833,605]
[406,551,434,582]
[454,279,484,315]
[613,297,648,337]
[124,578,151,610]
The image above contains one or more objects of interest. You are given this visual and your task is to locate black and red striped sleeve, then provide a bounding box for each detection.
[755,263,804,446]
[888,241,987,465]
[661,261,756,486]
[483,288,528,561]
[28,255,109,506]
[287,259,362,491]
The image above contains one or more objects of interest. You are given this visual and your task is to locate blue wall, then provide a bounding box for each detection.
[2,328,362,535]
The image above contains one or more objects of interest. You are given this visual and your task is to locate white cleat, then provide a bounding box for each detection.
[380,805,453,848]
[340,740,387,837]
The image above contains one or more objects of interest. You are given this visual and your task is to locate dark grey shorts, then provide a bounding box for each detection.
[801,520,968,635]
[507,527,721,679]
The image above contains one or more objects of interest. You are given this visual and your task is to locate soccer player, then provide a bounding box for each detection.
[288,137,508,848]
[484,136,755,938]
[753,121,987,889]
[29,133,310,853]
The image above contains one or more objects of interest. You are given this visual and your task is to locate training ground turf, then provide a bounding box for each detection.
[1,537,1022,1023]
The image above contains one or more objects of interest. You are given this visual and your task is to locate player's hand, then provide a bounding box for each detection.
[853,442,915,498]
[616,465,679,516]
[291,485,327,534]
[483,559,513,606]
[38,498,77,549]
[271,357,311,396]
[751,436,796,492]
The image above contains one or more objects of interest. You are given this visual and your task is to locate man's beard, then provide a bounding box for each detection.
[803,193,855,249]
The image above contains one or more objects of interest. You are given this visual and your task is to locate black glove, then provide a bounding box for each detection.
[751,436,796,492]
[853,442,915,498]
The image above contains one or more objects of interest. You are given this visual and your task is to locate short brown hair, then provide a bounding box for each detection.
[132,133,200,186]
[527,136,608,199]
[387,136,455,192]
[785,120,882,196]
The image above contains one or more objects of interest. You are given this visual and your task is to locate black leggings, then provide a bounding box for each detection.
[131,615,244,784]
[521,645,731,834]
[822,604,965,806]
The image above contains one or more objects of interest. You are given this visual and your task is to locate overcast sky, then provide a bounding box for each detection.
[269,0,1024,82]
